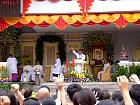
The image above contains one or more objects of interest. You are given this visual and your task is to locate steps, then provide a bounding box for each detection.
[40,82,132,95]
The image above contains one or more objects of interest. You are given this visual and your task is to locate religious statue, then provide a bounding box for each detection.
[120,45,128,60]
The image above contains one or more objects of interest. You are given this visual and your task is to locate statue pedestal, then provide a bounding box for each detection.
[74,59,87,73]
[35,72,40,86]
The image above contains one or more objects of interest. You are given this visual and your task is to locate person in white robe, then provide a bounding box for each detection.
[7,54,17,81]
[21,61,33,82]
[51,53,62,79]
[32,61,43,82]
[97,58,110,81]
[71,48,86,73]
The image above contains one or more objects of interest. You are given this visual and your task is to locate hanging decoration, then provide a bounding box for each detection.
[1,13,140,31]
[54,16,68,30]
[0,19,8,32]
[36,35,66,64]
[22,0,32,16]
[81,32,114,61]
[115,15,127,29]
[77,0,93,16]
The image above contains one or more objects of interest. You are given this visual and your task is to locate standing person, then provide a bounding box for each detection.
[52,53,62,79]
[72,48,85,61]
[71,48,86,73]
[7,54,18,81]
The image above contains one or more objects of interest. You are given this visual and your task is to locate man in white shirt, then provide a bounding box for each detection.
[21,61,33,82]
[72,48,85,61]
[32,61,43,81]
[52,53,62,79]
[7,54,17,81]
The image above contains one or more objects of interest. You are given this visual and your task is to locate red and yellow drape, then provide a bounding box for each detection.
[1,14,140,31]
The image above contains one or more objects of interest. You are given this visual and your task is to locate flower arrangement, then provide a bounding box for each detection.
[64,70,94,82]
[0,65,10,81]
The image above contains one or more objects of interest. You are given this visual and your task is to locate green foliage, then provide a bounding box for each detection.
[0,84,11,90]
[0,82,29,90]
[129,64,140,78]
[21,55,31,65]
[0,27,21,62]
[111,64,140,81]
[84,70,94,82]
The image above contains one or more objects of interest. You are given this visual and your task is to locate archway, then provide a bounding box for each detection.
[82,32,114,61]
[36,35,66,64]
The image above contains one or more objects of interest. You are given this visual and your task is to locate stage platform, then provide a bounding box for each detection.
[39,82,133,95]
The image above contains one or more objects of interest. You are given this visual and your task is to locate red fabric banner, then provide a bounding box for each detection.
[0,19,8,32]
[77,0,93,16]
[115,15,127,29]
[54,16,68,30]
[22,0,32,16]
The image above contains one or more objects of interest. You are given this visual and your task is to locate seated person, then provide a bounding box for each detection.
[32,61,43,82]
[21,61,33,82]
[97,58,110,81]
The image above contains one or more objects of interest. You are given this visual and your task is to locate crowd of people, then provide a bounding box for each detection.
[0,74,140,105]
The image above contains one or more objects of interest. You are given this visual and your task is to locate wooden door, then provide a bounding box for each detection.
[43,42,58,81]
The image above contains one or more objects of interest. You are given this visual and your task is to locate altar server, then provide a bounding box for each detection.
[32,61,43,81]
[21,61,33,82]
[72,48,85,61]
[7,54,17,81]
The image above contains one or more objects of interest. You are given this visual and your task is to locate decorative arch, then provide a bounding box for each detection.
[36,35,66,64]
[81,32,114,61]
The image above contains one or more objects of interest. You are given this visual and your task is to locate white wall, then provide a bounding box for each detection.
[24,0,140,14]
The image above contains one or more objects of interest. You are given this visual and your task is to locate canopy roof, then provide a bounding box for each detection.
[26,0,140,14]
[1,14,140,31]
[1,0,140,32]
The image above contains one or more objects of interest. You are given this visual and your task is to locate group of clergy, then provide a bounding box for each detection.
[20,61,43,82]
[6,54,43,82]
[6,48,85,82]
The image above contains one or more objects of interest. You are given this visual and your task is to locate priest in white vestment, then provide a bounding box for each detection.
[7,54,17,81]
[97,58,110,81]
[21,61,33,82]
[72,48,85,61]
[32,61,43,81]
[51,53,62,79]
[72,48,86,73]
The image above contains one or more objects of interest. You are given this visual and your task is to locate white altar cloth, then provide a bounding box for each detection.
[118,61,140,66]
